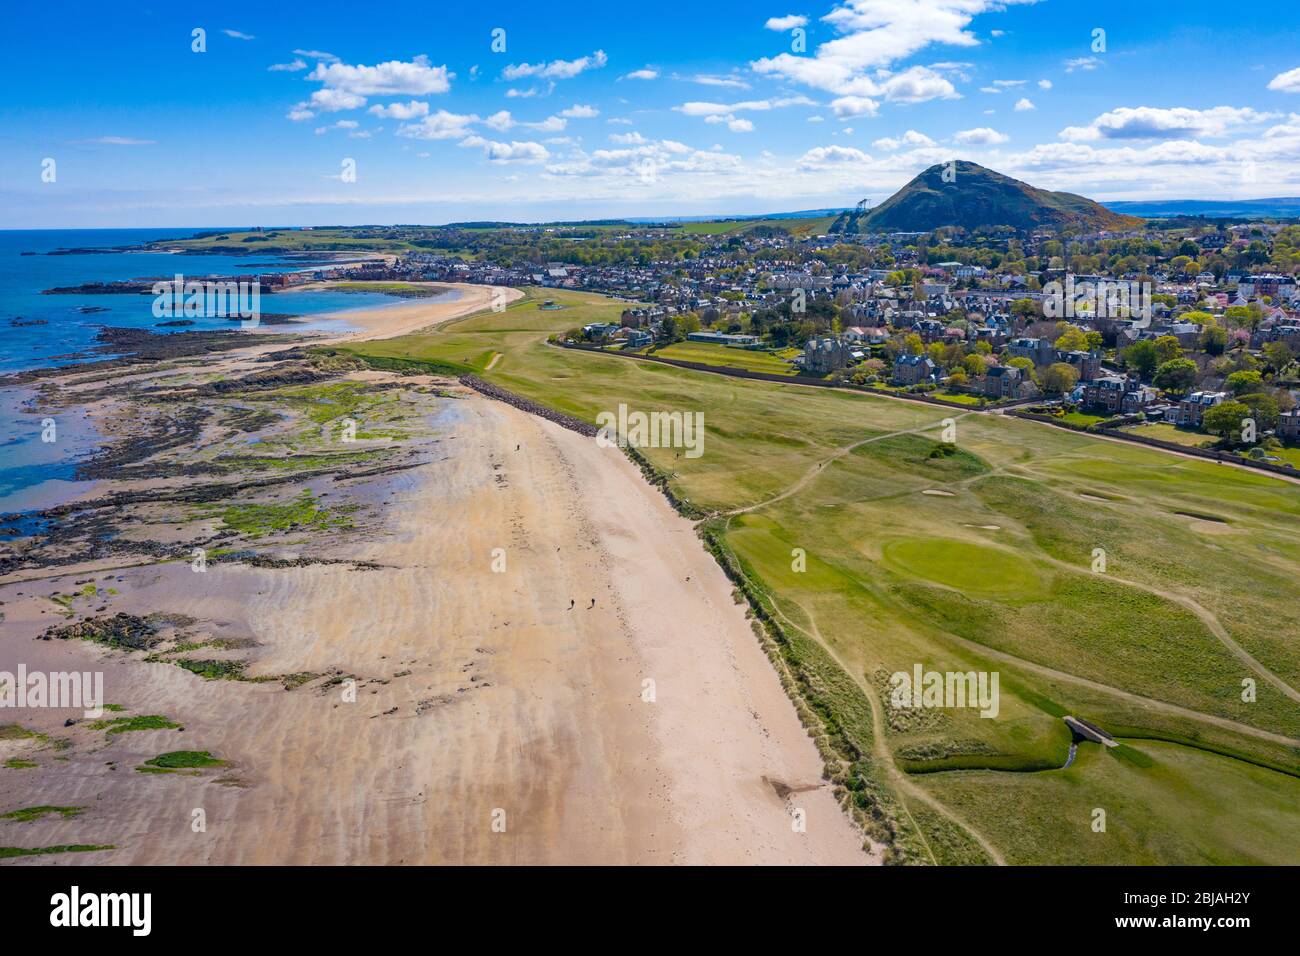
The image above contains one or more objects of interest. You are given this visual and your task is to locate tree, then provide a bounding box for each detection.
[1225,369,1264,395]
[1040,362,1080,395]
[1152,335,1182,365]
[1124,339,1159,378]
[1200,325,1228,356]
[962,353,987,378]
[1203,401,1250,441]
[1006,355,1035,378]
[1153,358,1198,394]
[903,333,924,356]
[1054,324,1090,351]
[1238,392,1280,431]
[1262,341,1295,372]
[1011,298,1038,320]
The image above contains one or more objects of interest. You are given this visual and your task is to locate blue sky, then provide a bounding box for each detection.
[3,0,1300,227]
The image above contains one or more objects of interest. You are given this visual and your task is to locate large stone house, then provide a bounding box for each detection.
[1175,390,1228,427]
[892,353,938,386]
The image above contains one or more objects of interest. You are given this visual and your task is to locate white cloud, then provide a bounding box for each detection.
[878,66,957,103]
[286,107,315,121]
[1038,78,1052,90]
[503,50,607,81]
[308,88,366,112]
[483,110,516,131]
[1268,67,1300,93]
[268,59,307,72]
[223,29,255,41]
[675,96,814,117]
[459,137,550,164]
[294,49,339,63]
[544,138,740,180]
[622,67,659,80]
[1014,97,1035,111]
[831,95,878,118]
[728,118,755,132]
[992,79,1025,88]
[610,131,647,144]
[308,55,452,100]
[954,127,1008,144]
[752,0,1032,102]
[872,129,934,150]
[559,104,599,118]
[396,110,480,140]
[315,120,359,135]
[797,145,869,169]
[1065,56,1101,73]
[75,136,156,146]
[689,73,751,89]
[1059,106,1277,142]
[525,115,568,132]
[765,14,808,30]
[368,101,430,120]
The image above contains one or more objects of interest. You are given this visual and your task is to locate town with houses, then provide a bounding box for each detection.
[188,214,1300,467]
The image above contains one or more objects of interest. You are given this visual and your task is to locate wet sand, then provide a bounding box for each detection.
[0,287,872,865]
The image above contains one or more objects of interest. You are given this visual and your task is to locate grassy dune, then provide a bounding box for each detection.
[346,288,1300,865]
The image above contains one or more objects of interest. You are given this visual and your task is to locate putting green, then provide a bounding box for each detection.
[883,538,1046,599]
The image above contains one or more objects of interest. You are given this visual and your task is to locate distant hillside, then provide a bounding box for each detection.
[1103,197,1300,219]
[859,161,1141,232]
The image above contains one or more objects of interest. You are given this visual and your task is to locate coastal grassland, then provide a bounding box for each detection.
[0,844,114,859]
[150,228,416,253]
[135,750,225,774]
[1117,421,1217,447]
[328,281,441,295]
[0,805,85,822]
[199,488,354,538]
[677,215,838,237]
[642,340,800,375]
[346,288,1300,865]
[915,740,1300,865]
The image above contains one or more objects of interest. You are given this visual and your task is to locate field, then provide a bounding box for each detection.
[643,341,800,375]
[676,215,839,237]
[1119,421,1216,448]
[1059,410,1111,427]
[150,228,419,253]
[346,288,1300,865]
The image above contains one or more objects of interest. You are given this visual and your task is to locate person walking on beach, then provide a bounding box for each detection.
[568,598,575,610]
[588,597,595,609]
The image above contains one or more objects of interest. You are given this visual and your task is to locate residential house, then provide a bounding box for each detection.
[1175,390,1228,427]
[892,353,938,386]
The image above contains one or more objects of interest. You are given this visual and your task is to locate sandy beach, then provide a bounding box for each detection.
[310,281,523,343]
[0,288,872,865]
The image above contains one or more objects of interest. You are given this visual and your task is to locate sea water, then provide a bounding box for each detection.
[0,228,434,512]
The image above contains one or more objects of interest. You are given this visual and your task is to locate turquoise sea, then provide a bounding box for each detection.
[0,228,422,514]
